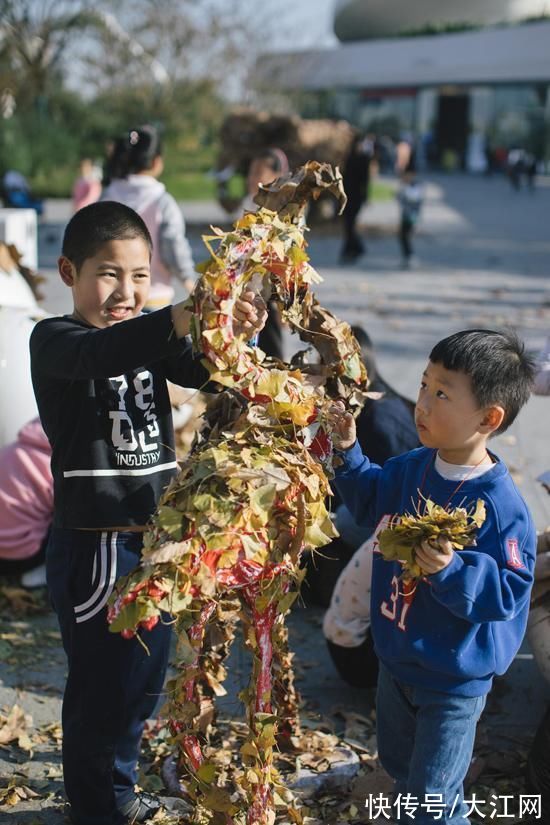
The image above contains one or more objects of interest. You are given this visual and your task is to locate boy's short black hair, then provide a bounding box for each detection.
[429,329,535,434]
[62,201,153,272]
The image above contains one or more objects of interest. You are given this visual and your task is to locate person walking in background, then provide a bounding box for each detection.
[397,167,423,269]
[244,147,290,359]
[340,133,372,263]
[395,132,415,175]
[72,158,102,212]
[506,147,527,191]
[524,151,537,191]
[101,125,196,308]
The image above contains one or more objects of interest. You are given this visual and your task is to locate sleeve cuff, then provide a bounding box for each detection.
[429,551,464,588]
[335,440,368,474]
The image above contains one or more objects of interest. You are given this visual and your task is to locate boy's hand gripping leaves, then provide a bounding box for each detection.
[327,400,356,451]
[233,289,268,338]
[378,498,487,582]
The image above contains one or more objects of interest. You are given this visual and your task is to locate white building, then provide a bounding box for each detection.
[257,6,550,169]
[333,0,548,41]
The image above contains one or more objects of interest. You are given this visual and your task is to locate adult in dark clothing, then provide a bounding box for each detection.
[305,326,418,602]
[525,152,537,190]
[340,134,372,263]
[245,148,289,359]
[306,327,419,687]
[334,325,419,527]
[507,148,526,191]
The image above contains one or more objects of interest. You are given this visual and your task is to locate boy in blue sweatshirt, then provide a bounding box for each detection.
[329,329,536,824]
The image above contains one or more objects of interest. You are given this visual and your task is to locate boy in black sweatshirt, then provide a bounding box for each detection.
[30,201,266,825]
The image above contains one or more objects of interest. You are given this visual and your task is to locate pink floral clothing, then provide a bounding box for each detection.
[0,417,53,560]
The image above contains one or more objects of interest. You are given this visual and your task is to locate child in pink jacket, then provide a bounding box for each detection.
[0,417,53,586]
[72,159,102,213]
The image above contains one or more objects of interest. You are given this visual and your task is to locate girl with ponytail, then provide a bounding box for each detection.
[102,125,196,307]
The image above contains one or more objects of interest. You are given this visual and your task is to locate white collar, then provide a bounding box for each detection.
[435,452,493,482]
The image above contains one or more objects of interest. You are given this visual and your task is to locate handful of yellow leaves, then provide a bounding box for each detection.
[378,498,487,582]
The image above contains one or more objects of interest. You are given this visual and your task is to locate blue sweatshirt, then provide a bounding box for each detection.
[334,442,536,697]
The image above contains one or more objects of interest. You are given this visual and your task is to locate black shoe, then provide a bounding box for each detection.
[118,792,162,824]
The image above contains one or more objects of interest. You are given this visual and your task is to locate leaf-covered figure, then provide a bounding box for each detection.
[378,498,487,582]
[107,162,368,825]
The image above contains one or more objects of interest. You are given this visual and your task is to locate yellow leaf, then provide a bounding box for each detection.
[196,762,217,784]
[202,786,236,814]
[472,498,487,528]
[303,522,335,549]
[267,400,315,426]
[157,506,183,540]
[235,212,259,230]
[289,246,309,266]
[250,484,278,518]
[240,740,260,760]
[241,533,267,559]
[254,370,292,402]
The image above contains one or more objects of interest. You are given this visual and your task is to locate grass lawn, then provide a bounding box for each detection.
[164,173,396,203]
[28,145,396,204]
[370,179,396,202]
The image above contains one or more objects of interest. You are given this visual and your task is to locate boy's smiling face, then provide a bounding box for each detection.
[58,237,151,329]
[415,360,502,462]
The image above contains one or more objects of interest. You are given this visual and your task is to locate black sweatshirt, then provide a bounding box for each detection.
[30,307,209,528]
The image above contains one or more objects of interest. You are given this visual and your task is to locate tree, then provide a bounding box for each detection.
[82,0,297,101]
[0,0,300,191]
[0,0,99,108]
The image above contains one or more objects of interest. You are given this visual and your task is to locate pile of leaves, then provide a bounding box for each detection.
[378,498,487,581]
[108,162,369,825]
[188,165,365,420]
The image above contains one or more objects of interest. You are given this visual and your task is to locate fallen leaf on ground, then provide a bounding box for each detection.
[0,704,33,752]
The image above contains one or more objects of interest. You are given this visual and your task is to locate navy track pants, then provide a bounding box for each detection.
[46,528,171,825]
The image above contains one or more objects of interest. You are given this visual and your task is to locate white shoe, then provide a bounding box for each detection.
[20,563,47,589]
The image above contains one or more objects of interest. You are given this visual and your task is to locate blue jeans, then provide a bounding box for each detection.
[376,664,486,824]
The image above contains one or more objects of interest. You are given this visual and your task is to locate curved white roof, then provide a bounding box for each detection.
[334,0,548,41]
[257,21,550,90]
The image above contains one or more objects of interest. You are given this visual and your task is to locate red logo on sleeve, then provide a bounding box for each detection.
[506,538,524,569]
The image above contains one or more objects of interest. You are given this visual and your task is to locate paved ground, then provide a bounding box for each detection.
[2,173,550,823]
